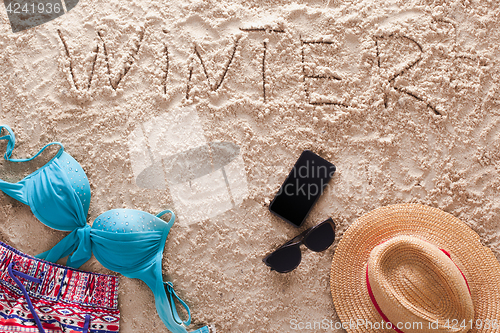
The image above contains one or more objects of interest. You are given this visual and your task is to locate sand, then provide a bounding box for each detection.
[1,0,500,332]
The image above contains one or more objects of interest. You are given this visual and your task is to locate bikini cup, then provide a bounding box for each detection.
[0,125,204,333]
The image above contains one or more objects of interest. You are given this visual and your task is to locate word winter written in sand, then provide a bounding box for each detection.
[58,24,477,115]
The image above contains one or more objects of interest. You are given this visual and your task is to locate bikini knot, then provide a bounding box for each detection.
[66,224,92,268]
[35,224,92,269]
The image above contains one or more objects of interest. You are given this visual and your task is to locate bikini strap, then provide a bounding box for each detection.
[162,283,214,333]
[156,209,176,227]
[190,326,215,333]
[0,125,16,160]
[164,281,191,326]
[0,125,66,204]
[0,125,64,162]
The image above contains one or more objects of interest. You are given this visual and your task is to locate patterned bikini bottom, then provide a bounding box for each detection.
[0,241,120,333]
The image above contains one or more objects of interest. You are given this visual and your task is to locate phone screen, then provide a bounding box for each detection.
[269,150,336,227]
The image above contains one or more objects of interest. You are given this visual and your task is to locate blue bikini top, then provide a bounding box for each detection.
[0,125,210,333]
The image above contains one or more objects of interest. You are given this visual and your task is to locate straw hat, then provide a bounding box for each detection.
[331,203,500,333]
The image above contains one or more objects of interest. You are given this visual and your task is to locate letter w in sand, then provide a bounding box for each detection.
[57,27,145,91]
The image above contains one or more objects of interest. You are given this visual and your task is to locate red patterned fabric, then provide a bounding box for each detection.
[0,241,119,333]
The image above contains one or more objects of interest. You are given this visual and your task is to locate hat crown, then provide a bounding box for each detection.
[367,236,474,333]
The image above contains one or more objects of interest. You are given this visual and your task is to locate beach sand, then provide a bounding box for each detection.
[1,0,500,332]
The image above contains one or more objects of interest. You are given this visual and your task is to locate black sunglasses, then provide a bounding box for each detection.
[263,218,336,273]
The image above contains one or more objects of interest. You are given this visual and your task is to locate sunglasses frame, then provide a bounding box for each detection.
[263,217,335,273]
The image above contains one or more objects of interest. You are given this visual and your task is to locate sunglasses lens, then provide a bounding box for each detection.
[265,245,301,273]
[304,221,335,252]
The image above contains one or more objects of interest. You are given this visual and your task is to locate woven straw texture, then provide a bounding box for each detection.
[367,235,474,333]
[330,203,500,333]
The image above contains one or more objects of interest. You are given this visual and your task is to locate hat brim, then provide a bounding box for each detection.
[330,203,500,332]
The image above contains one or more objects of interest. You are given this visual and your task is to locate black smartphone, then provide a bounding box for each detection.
[269,150,336,227]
